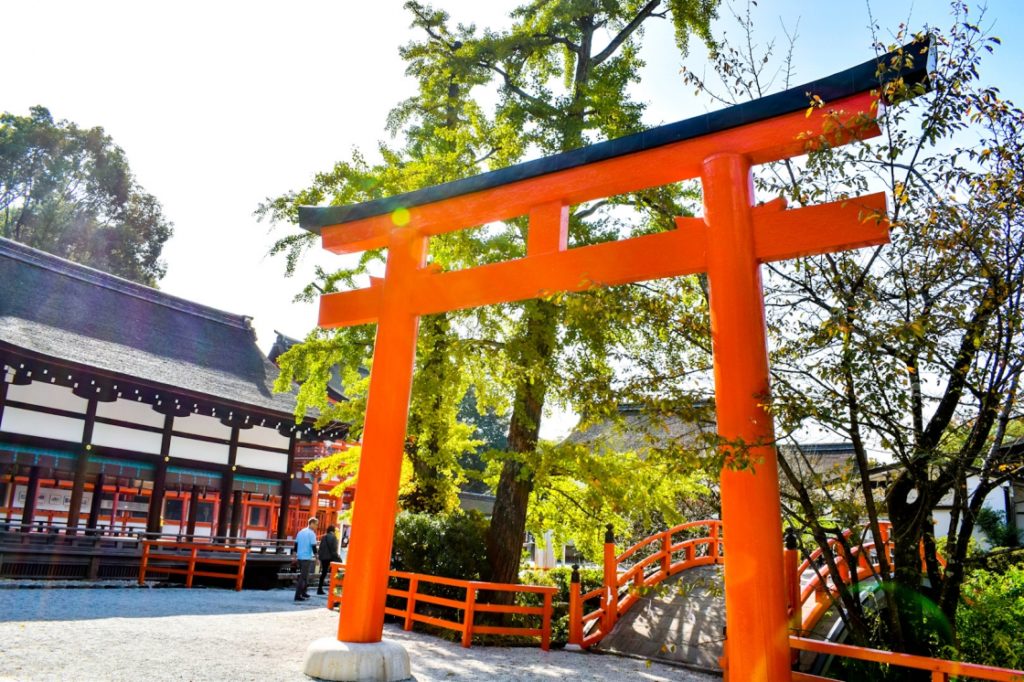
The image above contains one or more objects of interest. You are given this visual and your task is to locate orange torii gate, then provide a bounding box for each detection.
[298,42,932,682]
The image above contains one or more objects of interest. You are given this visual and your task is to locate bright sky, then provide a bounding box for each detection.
[6,1,1023,438]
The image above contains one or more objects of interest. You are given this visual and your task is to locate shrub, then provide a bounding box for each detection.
[975,507,1022,549]
[974,547,1024,574]
[520,566,604,603]
[518,566,605,648]
[955,565,1024,670]
[390,510,489,579]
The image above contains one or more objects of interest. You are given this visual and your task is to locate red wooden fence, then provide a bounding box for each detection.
[327,562,557,650]
[138,540,247,591]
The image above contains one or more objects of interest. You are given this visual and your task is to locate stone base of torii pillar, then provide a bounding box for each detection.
[303,637,411,681]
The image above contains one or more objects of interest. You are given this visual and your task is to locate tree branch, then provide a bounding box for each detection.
[592,0,662,67]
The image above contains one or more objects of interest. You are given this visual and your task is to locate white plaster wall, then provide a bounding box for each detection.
[96,398,165,428]
[6,381,87,414]
[238,424,289,450]
[91,422,163,455]
[933,477,1012,549]
[169,436,229,465]
[174,413,231,440]
[1,406,84,442]
[235,447,288,473]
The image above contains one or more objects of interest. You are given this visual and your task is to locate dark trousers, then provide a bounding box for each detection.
[294,559,312,599]
[318,558,333,592]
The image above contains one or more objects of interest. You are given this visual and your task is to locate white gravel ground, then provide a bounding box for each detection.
[0,582,719,681]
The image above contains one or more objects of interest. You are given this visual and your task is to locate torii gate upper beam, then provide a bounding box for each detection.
[299,39,933,682]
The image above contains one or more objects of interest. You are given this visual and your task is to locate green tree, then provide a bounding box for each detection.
[260,0,721,578]
[419,0,719,587]
[261,7,512,515]
[0,106,173,285]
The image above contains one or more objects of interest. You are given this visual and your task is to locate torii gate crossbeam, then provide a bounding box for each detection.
[299,40,932,682]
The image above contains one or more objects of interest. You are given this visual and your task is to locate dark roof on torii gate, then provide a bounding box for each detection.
[0,237,304,419]
[299,39,934,233]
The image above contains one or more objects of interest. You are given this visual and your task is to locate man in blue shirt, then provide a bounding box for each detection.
[294,517,319,602]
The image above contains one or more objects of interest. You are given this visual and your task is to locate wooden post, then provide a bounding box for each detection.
[3,469,16,524]
[86,473,104,535]
[661,530,672,577]
[602,523,617,634]
[185,485,200,540]
[235,548,247,591]
[217,426,240,540]
[138,541,150,585]
[110,486,120,532]
[703,153,789,681]
[784,527,802,654]
[568,564,582,647]
[239,493,250,537]
[541,591,553,651]
[879,522,893,570]
[229,489,243,539]
[277,435,296,542]
[0,376,7,433]
[146,413,173,537]
[404,576,419,631]
[461,585,476,648]
[337,228,426,644]
[309,473,320,520]
[215,478,231,539]
[327,561,343,610]
[186,545,197,587]
[20,465,40,532]
[67,398,98,535]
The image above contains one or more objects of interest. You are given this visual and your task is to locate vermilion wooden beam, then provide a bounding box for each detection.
[527,202,569,257]
[750,192,888,262]
[318,193,889,328]
[318,280,382,329]
[320,92,879,255]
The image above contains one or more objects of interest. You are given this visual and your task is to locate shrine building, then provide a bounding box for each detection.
[0,237,345,578]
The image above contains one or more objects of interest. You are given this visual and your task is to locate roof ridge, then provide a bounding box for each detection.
[0,237,253,332]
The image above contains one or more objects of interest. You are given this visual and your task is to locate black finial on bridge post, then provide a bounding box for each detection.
[784,526,798,550]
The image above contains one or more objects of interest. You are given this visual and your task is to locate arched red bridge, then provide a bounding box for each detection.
[567,520,1020,682]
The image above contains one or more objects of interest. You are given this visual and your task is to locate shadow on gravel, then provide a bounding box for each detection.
[0,585,331,622]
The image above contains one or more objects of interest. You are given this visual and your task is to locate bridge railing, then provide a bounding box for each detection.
[790,521,949,634]
[326,562,558,650]
[790,637,1024,681]
[568,519,723,648]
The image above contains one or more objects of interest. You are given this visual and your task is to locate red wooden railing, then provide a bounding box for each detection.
[790,637,1024,681]
[790,521,949,634]
[138,540,248,591]
[568,520,722,648]
[326,562,558,650]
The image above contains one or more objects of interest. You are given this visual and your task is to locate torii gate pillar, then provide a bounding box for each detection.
[704,153,789,679]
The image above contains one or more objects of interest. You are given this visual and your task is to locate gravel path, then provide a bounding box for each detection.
[0,583,719,681]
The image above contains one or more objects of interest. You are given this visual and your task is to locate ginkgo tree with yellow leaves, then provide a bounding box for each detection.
[261,0,724,584]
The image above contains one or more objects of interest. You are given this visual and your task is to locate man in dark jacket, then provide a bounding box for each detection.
[316,525,342,596]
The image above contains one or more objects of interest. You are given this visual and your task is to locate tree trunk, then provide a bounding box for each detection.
[885,470,950,659]
[486,300,559,586]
